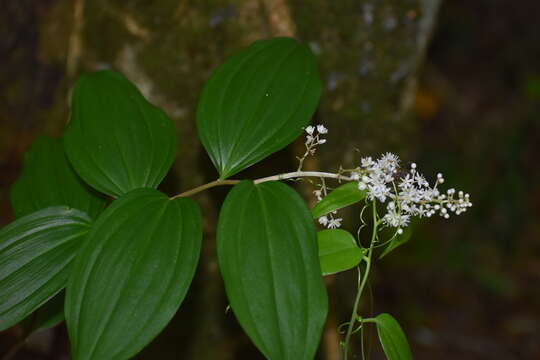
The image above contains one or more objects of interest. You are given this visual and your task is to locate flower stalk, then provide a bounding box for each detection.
[170,171,352,199]
[342,200,378,360]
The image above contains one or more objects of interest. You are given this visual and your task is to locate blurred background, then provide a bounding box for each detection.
[1,0,539,359]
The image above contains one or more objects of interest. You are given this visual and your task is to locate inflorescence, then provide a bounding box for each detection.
[316,152,472,233]
[301,126,472,234]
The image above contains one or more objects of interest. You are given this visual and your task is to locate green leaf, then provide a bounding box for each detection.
[0,207,91,331]
[197,37,321,179]
[66,188,201,360]
[64,70,177,197]
[10,136,106,219]
[373,313,413,360]
[317,229,364,275]
[311,182,367,219]
[379,227,413,259]
[217,181,328,359]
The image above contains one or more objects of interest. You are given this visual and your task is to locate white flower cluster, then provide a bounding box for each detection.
[298,124,329,171]
[352,153,472,233]
[314,188,343,229]
[304,124,328,151]
[318,214,343,229]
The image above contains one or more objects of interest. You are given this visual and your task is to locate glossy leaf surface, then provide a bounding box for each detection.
[317,229,363,275]
[373,313,413,360]
[0,207,91,331]
[64,70,177,197]
[197,38,321,179]
[312,182,367,219]
[217,181,328,359]
[10,136,105,219]
[66,188,201,360]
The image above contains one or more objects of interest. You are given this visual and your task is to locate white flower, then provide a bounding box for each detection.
[399,174,414,189]
[361,157,375,168]
[318,216,329,226]
[367,182,391,202]
[378,152,400,173]
[358,182,367,190]
[305,126,315,135]
[414,173,429,187]
[316,124,328,134]
[327,217,342,229]
[383,211,410,228]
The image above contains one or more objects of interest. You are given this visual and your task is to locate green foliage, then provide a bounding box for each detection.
[10,136,105,219]
[372,313,413,360]
[0,37,428,359]
[317,229,364,275]
[66,188,201,360]
[312,182,367,219]
[217,181,328,359]
[64,70,177,197]
[197,38,321,179]
[0,207,91,331]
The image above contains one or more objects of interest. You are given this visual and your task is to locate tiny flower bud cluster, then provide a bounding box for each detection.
[298,124,328,170]
[350,153,472,233]
[304,124,328,149]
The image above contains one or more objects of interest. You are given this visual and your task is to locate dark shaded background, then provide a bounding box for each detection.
[1,0,539,359]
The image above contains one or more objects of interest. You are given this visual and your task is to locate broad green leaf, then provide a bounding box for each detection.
[217,181,328,359]
[66,188,201,360]
[379,227,413,259]
[10,136,106,219]
[373,313,413,360]
[64,70,177,197]
[197,38,322,179]
[311,182,367,219]
[317,229,364,275]
[0,207,91,331]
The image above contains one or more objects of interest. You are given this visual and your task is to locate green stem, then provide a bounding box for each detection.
[169,179,239,199]
[343,201,378,360]
[169,171,353,199]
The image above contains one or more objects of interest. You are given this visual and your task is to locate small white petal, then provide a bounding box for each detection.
[316,124,328,134]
